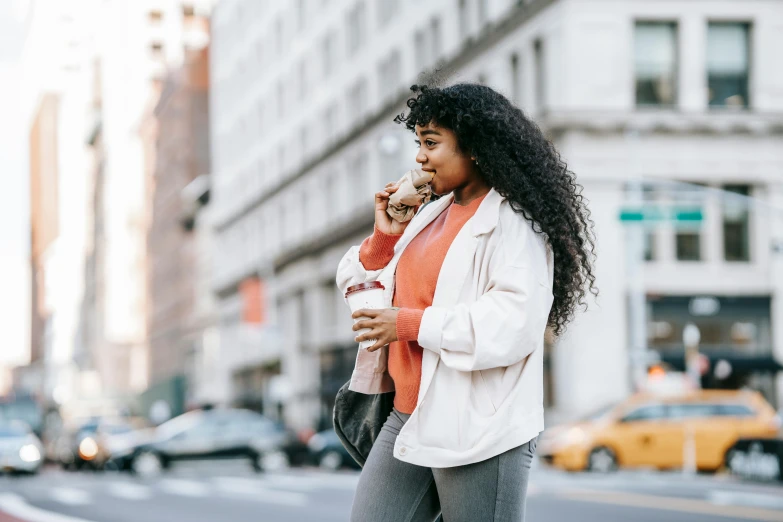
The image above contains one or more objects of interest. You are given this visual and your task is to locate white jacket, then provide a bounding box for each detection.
[336,188,554,467]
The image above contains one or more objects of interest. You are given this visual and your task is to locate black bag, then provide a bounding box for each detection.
[333,380,395,467]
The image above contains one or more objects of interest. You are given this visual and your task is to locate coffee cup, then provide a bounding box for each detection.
[345,281,386,350]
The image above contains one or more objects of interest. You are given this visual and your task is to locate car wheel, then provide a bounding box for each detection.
[725,448,741,474]
[132,451,163,477]
[319,450,343,471]
[253,451,290,473]
[587,446,618,473]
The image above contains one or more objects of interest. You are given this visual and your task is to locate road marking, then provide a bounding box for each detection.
[105,482,153,501]
[0,493,95,522]
[213,477,307,506]
[158,478,210,497]
[709,490,783,510]
[269,472,360,490]
[48,489,92,507]
[558,488,783,521]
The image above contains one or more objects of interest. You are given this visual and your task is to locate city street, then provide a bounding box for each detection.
[1,462,782,522]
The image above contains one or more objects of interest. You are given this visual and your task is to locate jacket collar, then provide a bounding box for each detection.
[397,187,503,254]
[469,187,503,236]
[426,187,503,236]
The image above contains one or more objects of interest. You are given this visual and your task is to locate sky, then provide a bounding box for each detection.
[0,0,32,369]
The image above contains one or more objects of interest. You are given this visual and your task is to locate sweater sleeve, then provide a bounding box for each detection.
[396,308,424,342]
[359,227,403,271]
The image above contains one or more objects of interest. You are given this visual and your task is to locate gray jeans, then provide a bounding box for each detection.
[350,409,537,522]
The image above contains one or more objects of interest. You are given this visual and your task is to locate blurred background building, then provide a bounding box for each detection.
[209,0,783,431]
[5,0,783,433]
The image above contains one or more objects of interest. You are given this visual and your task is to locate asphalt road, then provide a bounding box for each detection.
[1,461,782,522]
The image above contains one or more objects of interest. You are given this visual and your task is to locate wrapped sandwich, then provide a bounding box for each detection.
[386,169,435,223]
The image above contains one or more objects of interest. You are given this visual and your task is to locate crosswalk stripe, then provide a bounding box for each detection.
[48,488,92,506]
[158,479,210,497]
[106,482,153,501]
[0,493,95,522]
[265,472,360,490]
[213,478,307,506]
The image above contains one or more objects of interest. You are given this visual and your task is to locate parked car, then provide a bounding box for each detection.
[57,417,146,471]
[0,394,44,439]
[538,389,781,473]
[111,409,303,476]
[0,421,44,475]
[307,429,361,471]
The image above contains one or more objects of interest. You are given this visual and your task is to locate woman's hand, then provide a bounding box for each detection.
[352,308,400,352]
[375,183,411,235]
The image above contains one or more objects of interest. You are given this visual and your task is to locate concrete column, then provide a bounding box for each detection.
[768,185,783,409]
[679,15,707,112]
[703,185,722,265]
[553,179,630,421]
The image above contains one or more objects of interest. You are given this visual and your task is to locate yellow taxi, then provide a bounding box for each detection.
[538,389,781,473]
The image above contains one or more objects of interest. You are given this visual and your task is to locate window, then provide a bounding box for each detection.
[431,18,442,59]
[322,32,336,78]
[533,39,545,112]
[634,22,677,106]
[621,404,666,422]
[350,153,369,203]
[667,403,716,419]
[377,0,399,28]
[715,404,754,417]
[275,17,284,56]
[510,53,521,105]
[676,233,700,261]
[298,59,308,100]
[300,126,310,159]
[478,0,488,25]
[674,184,705,261]
[458,0,469,37]
[414,30,426,70]
[414,19,442,71]
[378,50,401,100]
[324,104,338,144]
[349,78,368,117]
[182,4,195,18]
[148,10,163,23]
[723,185,750,261]
[277,81,285,119]
[347,2,366,55]
[297,0,306,30]
[707,23,750,108]
[326,172,341,223]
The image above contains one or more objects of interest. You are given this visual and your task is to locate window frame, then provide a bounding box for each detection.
[633,20,679,108]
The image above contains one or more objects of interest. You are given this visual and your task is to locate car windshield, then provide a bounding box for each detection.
[77,422,100,434]
[0,424,28,438]
[582,402,618,421]
[0,400,42,431]
[101,423,133,435]
[155,412,204,440]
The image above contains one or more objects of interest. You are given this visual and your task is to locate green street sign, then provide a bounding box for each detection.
[619,206,703,223]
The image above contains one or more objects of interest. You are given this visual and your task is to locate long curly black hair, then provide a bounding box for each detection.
[394,83,597,338]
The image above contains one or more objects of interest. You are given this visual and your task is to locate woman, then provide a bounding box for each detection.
[336,83,597,521]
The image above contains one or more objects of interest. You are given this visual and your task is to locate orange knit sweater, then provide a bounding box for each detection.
[359,193,487,413]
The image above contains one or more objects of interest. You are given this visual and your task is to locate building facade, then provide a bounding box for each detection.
[146,44,212,413]
[209,0,783,430]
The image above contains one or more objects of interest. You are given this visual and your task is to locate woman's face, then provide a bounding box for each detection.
[414,122,478,197]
